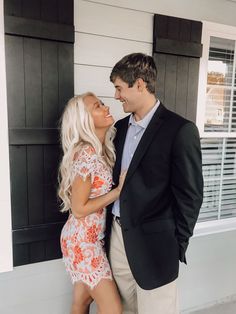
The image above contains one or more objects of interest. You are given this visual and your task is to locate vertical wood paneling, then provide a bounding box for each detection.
[30,242,45,263]
[44,145,62,223]
[186,58,199,121]
[24,38,42,127]
[28,146,44,225]
[176,57,189,117]
[10,146,28,228]
[180,19,191,42]
[153,14,202,121]
[45,238,61,260]
[164,55,177,112]
[5,0,74,266]
[5,36,25,128]
[41,0,58,23]
[22,0,40,19]
[42,41,59,127]
[167,16,179,40]
[154,53,166,103]
[59,0,73,25]
[58,43,74,114]
[13,243,29,266]
[4,0,22,16]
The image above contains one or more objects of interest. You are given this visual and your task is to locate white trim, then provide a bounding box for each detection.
[196,21,236,137]
[194,217,236,237]
[0,0,13,273]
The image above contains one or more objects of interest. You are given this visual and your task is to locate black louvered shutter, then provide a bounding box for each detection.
[153,14,202,121]
[4,0,74,266]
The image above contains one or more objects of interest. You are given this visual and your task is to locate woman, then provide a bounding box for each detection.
[58,92,125,314]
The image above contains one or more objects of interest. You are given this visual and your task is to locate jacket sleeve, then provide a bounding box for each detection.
[171,122,203,263]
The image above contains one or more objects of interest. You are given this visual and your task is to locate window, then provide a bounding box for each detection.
[197,22,236,231]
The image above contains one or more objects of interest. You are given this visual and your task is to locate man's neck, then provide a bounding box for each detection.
[134,96,157,121]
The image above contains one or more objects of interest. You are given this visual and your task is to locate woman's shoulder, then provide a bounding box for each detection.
[73,143,97,162]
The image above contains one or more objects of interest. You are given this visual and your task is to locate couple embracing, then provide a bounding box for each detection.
[58,53,203,314]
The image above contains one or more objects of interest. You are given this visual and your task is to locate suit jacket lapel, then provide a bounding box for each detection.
[125,103,167,182]
[113,116,129,182]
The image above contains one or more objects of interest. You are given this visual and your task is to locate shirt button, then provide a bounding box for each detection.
[134,136,137,139]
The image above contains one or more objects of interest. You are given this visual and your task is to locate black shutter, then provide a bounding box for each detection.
[153,14,202,121]
[4,0,74,266]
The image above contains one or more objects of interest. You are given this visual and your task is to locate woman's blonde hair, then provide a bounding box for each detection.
[58,92,116,212]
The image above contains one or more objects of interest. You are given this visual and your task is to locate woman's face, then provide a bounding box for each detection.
[83,95,114,130]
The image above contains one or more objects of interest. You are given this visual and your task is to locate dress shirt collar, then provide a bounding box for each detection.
[128,100,160,129]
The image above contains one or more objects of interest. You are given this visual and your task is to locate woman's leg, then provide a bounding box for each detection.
[89,279,122,314]
[71,281,93,314]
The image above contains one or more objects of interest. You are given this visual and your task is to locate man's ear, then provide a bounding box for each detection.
[136,78,146,92]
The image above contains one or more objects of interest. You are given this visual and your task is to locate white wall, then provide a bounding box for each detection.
[0,0,13,273]
[1,0,236,313]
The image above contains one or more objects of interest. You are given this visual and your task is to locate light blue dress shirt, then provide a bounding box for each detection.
[112,100,160,217]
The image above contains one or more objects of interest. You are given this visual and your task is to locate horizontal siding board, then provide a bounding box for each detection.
[100,97,128,121]
[75,32,152,67]
[76,0,153,43]
[81,0,236,28]
[75,64,114,97]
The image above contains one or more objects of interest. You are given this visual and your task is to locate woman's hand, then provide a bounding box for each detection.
[117,170,127,193]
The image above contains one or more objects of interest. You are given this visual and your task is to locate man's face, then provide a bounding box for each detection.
[113,77,139,113]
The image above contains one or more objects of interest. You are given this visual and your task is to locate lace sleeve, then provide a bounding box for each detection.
[71,145,97,183]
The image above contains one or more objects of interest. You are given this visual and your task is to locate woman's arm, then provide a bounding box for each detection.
[71,172,126,219]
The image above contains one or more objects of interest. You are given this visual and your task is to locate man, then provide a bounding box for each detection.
[106,53,203,314]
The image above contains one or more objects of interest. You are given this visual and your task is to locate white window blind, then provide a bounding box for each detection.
[200,138,236,222]
[198,32,236,223]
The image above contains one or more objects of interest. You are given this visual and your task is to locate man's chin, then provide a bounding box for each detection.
[122,106,131,113]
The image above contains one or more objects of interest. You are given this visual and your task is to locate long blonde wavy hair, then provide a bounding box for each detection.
[58,92,116,212]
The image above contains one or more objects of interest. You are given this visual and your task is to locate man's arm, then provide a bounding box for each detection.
[171,122,204,263]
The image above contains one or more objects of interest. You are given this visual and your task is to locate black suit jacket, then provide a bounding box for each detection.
[106,103,203,290]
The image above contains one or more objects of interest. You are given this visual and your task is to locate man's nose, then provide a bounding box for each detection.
[115,90,120,99]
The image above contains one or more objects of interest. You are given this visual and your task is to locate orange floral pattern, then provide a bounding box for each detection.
[60,144,113,288]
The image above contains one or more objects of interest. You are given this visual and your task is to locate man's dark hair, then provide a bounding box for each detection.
[110,53,157,95]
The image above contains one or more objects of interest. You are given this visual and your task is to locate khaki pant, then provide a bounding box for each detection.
[109,218,179,314]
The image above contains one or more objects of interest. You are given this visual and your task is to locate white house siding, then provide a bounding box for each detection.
[1,0,236,313]
[0,0,12,274]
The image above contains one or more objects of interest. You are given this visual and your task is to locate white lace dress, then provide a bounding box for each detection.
[60,144,113,289]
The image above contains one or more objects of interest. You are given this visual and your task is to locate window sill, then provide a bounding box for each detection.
[194,217,236,237]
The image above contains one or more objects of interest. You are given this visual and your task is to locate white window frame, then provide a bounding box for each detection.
[0,0,13,273]
[195,21,236,236]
